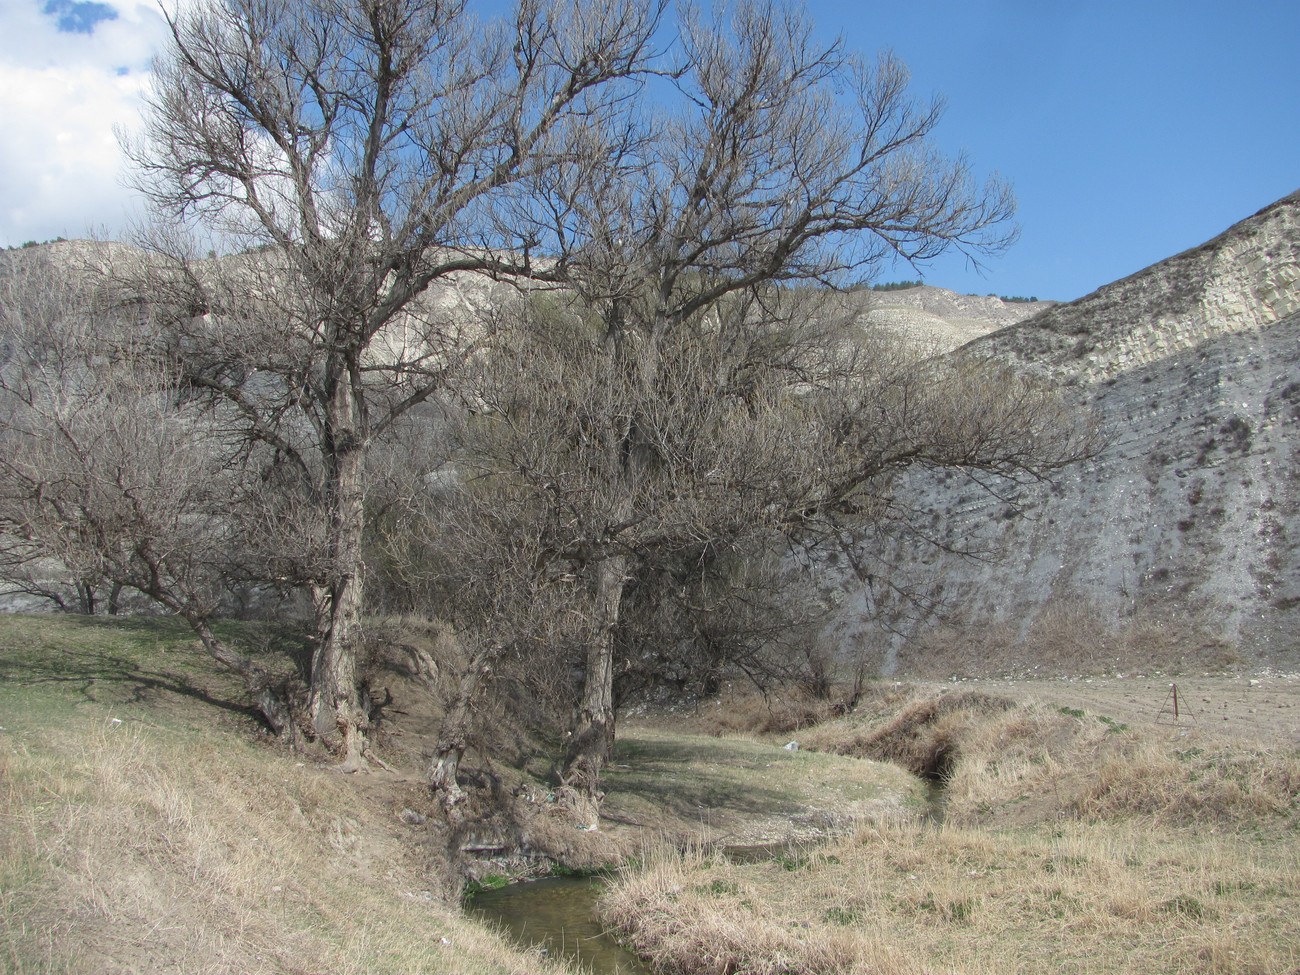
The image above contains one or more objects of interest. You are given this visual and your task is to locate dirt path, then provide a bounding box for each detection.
[920,673,1300,746]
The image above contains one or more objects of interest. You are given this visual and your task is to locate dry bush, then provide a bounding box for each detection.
[899,598,1240,679]
[676,679,930,740]
[1073,738,1300,828]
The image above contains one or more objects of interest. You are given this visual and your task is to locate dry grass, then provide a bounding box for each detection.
[603,685,1300,975]
[0,616,582,975]
[600,728,926,848]
[603,821,1300,975]
[797,686,1300,832]
[0,706,582,975]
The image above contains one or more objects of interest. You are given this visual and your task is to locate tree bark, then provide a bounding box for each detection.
[562,554,626,795]
[429,650,493,808]
[308,372,370,771]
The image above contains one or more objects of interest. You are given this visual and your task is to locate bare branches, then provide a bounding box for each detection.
[530,0,1016,337]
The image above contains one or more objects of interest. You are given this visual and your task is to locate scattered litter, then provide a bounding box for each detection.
[109,718,122,726]
[784,741,799,751]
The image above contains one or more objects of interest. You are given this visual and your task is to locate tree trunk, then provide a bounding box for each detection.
[308,374,370,771]
[430,649,493,809]
[562,554,626,796]
[309,582,366,769]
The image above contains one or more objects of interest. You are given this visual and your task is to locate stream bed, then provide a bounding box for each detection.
[468,842,820,974]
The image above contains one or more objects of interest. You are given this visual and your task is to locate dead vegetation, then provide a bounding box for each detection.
[602,682,1300,975]
[603,820,1300,975]
[894,598,1242,679]
[0,613,598,975]
[6,610,1299,975]
[0,705,590,975]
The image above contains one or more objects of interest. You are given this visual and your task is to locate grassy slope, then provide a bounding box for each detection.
[602,729,924,847]
[0,614,576,975]
[0,614,927,975]
[20,612,1290,975]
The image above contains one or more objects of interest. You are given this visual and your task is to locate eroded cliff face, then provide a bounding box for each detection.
[967,193,1300,383]
[851,286,1052,352]
[823,192,1300,677]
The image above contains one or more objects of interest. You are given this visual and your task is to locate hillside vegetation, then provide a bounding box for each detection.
[0,615,580,975]
[1,614,931,973]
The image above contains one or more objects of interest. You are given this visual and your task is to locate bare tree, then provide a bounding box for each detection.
[534,0,1029,793]
[450,279,1094,797]
[119,0,666,768]
[418,0,1101,798]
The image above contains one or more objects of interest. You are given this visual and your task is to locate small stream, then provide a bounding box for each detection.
[467,843,833,975]
[468,780,947,973]
[467,875,652,975]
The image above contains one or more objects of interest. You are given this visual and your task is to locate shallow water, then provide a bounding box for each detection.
[467,875,651,975]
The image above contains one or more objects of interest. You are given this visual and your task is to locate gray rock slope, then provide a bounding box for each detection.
[824,191,1300,677]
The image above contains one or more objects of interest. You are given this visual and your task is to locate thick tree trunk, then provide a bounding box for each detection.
[562,554,626,796]
[308,374,370,771]
[429,650,492,808]
[560,308,648,799]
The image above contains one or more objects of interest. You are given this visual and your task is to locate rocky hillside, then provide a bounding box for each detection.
[846,285,1052,351]
[825,191,1300,677]
[968,192,1300,381]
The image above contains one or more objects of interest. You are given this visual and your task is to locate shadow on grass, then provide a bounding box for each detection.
[0,615,312,726]
[606,734,811,822]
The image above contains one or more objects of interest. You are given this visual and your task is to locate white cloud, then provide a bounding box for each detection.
[0,1,170,246]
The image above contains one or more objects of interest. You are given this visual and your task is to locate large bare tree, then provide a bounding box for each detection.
[447,286,1094,798]
[438,0,1092,796]
[120,0,666,768]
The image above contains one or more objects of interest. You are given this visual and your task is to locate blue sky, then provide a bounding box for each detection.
[1,0,1297,302]
[807,1,1300,300]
